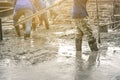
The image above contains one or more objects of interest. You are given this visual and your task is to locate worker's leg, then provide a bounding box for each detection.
[13,10,23,37]
[80,18,98,51]
[74,19,84,58]
[74,19,83,51]
[24,9,33,39]
[42,13,49,29]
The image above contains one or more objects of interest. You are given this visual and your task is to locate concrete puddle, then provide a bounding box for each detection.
[111,75,120,80]
[1,31,120,80]
[58,43,75,57]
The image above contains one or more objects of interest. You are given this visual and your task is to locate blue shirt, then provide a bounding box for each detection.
[72,0,88,19]
[14,0,34,11]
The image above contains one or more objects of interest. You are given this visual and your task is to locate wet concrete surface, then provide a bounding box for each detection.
[1,0,120,79]
[1,23,120,80]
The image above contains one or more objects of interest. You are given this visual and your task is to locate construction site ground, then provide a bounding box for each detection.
[0,0,120,80]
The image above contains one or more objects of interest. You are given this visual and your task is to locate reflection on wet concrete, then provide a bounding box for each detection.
[107,47,120,54]
[0,36,58,65]
[1,29,120,80]
[75,51,98,80]
[1,39,120,80]
[74,45,120,80]
[111,75,120,80]
[58,41,75,57]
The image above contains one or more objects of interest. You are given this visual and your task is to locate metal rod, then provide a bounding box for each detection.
[96,0,101,43]
[0,18,3,41]
[96,0,101,66]
[100,20,120,27]
[0,8,13,13]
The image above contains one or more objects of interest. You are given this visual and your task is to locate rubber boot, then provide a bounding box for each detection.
[24,33,30,40]
[75,38,82,51]
[88,37,99,51]
[15,25,21,37]
[32,22,37,31]
[32,18,37,31]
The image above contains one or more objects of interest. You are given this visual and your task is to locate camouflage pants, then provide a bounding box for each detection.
[74,18,94,41]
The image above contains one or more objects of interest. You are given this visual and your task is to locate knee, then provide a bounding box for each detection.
[88,37,96,42]
[75,34,83,39]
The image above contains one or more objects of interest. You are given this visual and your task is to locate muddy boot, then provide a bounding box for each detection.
[32,22,37,31]
[45,22,49,30]
[88,37,98,51]
[75,38,82,51]
[32,18,37,31]
[24,33,30,40]
[15,25,21,37]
